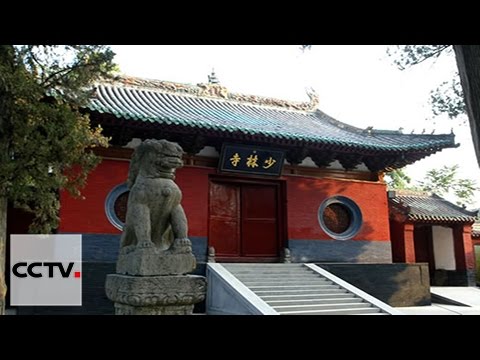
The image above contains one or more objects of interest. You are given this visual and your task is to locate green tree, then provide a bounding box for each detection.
[0,45,116,314]
[385,168,414,190]
[387,45,464,119]
[387,45,480,166]
[419,165,478,207]
[387,165,478,207]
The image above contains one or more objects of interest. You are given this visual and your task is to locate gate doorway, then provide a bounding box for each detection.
[208,177,286,262]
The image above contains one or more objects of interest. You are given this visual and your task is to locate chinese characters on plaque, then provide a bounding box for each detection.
[219,144,285,176]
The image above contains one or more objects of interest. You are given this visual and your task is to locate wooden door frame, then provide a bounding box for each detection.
[413,224,436,275]
[208,174,288,262]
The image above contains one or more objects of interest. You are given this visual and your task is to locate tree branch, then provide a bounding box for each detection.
[406,45,451,67]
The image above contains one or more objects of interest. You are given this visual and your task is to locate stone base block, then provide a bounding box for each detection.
[116,247,196,276]
[115,303,194,315]
[105,273,206,315]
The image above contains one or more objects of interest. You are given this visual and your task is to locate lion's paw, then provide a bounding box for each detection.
[170,238,192,254]
[175,238,191,247]
[137,241,154,249]
[119,245,136,255]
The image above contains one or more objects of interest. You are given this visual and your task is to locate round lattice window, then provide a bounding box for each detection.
[318,196,362,240]
[105,183,129,230]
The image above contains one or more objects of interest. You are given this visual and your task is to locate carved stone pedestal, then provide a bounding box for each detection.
[105,274,206,315]
[116,247,197,276]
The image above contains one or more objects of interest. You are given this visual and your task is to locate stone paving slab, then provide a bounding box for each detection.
[430,286,480,307]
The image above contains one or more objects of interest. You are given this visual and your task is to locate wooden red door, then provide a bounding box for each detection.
[209,182,241,257]
[241,185,278,257]
[208,180,281,259]
[414,225,435,275]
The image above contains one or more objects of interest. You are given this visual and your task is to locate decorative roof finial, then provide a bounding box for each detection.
[208,69,219,85]
[305,87,319,110]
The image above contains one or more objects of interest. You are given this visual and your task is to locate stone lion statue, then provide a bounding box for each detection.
[120,139,191,254]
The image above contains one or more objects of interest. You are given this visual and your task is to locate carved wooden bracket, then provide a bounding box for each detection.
[286,147,308,165]
[337,154,363,171]
[177,134,206,155]
[309,150,336,168]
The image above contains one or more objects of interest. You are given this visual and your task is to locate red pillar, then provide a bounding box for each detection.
[453,224,475,271]
[404,222,416,263]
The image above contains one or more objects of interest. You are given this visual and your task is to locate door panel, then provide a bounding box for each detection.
[209,180,281,259]
[414,225,435,274]
[208,182,240,256]
[241,185,278,257]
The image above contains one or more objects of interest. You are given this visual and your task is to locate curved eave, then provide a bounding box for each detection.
[87,101,457,156]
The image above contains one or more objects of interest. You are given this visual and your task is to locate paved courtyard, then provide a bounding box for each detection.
[397,286,480,315]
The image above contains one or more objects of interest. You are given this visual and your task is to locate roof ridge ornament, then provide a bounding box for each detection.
[305,87,319,110]
[107,75,322,111]
[208,68,219,85]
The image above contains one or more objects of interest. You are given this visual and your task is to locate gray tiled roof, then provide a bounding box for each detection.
[87,76,457,155]
[389,191,477,223]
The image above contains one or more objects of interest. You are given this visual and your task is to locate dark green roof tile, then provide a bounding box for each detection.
[87,78,457,154]
[389,191,477,223]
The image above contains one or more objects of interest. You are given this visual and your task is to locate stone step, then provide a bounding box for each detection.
[213,263,393,315]
[254,289,348,296]
[226,270,312,275]
[248,284,340,290]
[240,280,332,286]
[272,302,368,312]
[261,293,357,301]
[266,298,363,306]
[222,263,304,267]
[359,313,388,315]
[234,273,324,279]
[279,307,382,315]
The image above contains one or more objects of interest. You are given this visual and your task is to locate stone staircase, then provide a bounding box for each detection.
[212,263,401,315]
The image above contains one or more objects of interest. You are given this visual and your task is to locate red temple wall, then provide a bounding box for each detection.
[59,159,128,234]
[286,176,390,241]
[60,159,390,242]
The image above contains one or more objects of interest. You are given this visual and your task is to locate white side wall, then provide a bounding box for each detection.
[432,226,456,270]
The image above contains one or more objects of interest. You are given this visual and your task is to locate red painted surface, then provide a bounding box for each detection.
[453,224,476,271]
[403,223,416,263]
[208,181,280,257]
[242,184,278,256]
[175,166,215,237]
[59,159,129,234]
[209,182,240,256]
[59,161,214,235]
[59,159,391,246]
[287,176,390,241]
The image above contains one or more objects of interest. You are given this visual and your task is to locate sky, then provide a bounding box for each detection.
[110,45,480,208]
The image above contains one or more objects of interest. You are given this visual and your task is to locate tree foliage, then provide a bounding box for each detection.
[387,45,452,70]
[386,165,478,207]
[0,45,116,314]
[430,76,466,120]
[385,168,414,190]
[419,165,478,206]
[387,45,466,120]
[0,45,115,232]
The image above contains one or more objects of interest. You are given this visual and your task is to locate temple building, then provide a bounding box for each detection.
[11,74,475,313]
[388,190,477,286]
